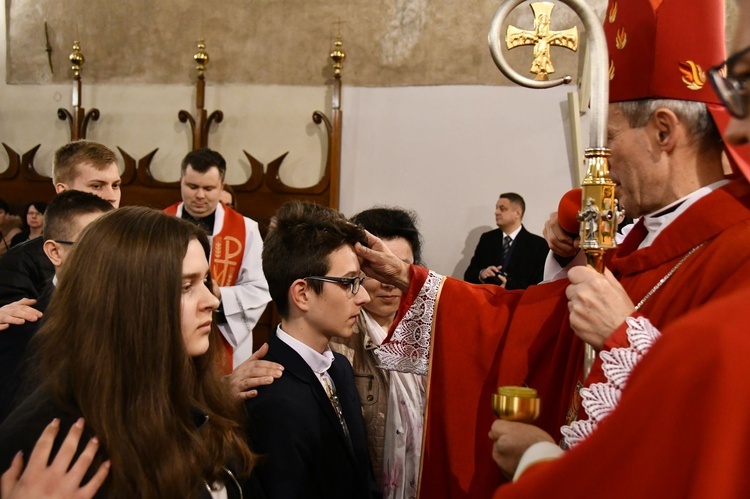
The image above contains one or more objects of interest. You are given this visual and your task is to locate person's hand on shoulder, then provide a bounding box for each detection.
[226,343,284,399]
[0,299,43,331]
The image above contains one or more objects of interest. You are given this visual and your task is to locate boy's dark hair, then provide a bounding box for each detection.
[0,198,10,214]
[262,201,367,317]
[43,190,115,242]
[350,207,423,266]
[181,148,227,181]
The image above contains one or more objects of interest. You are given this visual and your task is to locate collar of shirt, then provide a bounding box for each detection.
[503,225,523,241]
[276,326,335,376]
[639,179,730,249]
[361,309,387,349]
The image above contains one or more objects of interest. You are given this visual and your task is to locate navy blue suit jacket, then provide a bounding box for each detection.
[245,331,381,499]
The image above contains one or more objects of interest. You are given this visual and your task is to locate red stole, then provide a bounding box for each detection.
[164,203,246,372]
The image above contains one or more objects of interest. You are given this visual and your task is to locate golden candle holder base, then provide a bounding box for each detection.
[492,386,541,423]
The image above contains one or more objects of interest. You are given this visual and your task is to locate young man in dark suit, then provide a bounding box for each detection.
[245,201,381,499]
[0,190,113,424]
[463,192,549,290]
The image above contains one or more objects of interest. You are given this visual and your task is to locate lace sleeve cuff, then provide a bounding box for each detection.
[561,316,662,448]
[374,270,444,375]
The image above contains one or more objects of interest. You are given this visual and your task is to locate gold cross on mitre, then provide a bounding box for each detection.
[505,2,578,81]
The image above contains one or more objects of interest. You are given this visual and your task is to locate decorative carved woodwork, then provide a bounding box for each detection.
[57,40,100,141]
[0,31,348,351]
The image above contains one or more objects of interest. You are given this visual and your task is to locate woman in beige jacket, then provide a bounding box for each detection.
[331,207,425,499]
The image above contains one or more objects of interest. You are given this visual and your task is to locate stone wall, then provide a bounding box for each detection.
[7,0,605,86]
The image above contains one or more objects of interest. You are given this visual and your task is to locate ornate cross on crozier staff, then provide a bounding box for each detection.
[506,2,578,81]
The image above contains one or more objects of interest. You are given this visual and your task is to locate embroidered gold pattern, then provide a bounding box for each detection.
[609,2,618,23]
[615,27,627,49]
[679,60,706,90]
[609,59,615,80]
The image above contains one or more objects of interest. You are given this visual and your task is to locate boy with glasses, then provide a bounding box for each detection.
[245,201,381,498]
[0,190,113,424]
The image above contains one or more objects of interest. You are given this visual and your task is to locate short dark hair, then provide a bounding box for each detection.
[0,198,9,214]
[20,202,48,232]
[181,148,227,181]
[350,207,423,266]
[262,201,367,317]
[53,141,118,185]
[43,190,115,242]
[500,192,526,217]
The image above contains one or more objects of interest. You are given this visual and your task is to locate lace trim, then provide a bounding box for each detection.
[560,316,661,448]
[374,270,444,376]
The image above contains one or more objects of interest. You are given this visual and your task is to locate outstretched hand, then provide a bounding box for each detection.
[355,231,411,292]
[1,418,110,499]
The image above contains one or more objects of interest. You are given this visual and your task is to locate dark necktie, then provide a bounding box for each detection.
[502,235,512,267]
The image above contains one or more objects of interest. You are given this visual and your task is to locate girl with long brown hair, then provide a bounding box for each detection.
[0,206,254,498]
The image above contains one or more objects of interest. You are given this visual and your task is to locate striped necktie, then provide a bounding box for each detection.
[502,235,512,267]
[503,235,512,252]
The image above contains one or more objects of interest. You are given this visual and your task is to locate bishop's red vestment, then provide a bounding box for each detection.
[493,286,750,497]
[375,180,750,498]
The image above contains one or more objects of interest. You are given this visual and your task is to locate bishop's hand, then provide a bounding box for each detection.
[355,231,411,292]
[566,265,635,349]
[543,211,579,258]
[489,420,554,478]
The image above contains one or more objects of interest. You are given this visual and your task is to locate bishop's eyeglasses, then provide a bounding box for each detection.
[709,44,750,119]
[304,275,366,295]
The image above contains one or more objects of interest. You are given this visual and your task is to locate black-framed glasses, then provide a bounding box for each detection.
[53,240,74,246]
[709,44,750,119]
[304,275,366,295]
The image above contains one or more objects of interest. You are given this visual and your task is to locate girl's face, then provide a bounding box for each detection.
[180,239,220,357]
